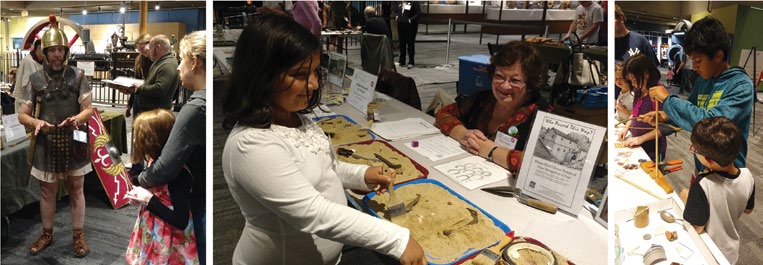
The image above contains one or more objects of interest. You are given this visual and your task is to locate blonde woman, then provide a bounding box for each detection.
[133,30,207,264]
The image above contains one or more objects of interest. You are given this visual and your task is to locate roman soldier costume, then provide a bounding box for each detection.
[25,15,91,258]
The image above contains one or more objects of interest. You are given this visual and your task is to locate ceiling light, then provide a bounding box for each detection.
[155,2,160,10]
[82,8,88,15]
[120,2,126,13]
[21,9,29,17]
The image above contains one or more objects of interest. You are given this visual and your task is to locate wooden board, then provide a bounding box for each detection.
[640,161,674,194]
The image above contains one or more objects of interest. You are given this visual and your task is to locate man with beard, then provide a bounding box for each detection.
[17,15,93,258]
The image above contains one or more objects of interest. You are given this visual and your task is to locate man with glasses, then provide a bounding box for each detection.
[644,16,753,174]
[434,41,551,173]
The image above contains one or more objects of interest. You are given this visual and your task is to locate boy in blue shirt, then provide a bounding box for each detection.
[644,16,753,173]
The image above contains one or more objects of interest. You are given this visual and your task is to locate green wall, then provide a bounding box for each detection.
[730,5,763,67]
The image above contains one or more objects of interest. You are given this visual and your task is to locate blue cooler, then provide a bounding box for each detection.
[458,55,492,96]
[575,86,608,108]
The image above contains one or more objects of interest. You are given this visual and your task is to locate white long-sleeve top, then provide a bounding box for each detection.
[222,114,409,265]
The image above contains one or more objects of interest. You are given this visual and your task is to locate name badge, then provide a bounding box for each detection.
[73,130,87,143]
[495,131,518,150]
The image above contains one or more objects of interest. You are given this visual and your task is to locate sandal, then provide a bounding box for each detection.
[29,228,53,255]
[72,227,89,258]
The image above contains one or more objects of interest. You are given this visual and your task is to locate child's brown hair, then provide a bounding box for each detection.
[131,109,175,163]
[690,116,741,167]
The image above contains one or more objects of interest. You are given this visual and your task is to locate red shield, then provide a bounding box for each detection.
[89,108,132,209]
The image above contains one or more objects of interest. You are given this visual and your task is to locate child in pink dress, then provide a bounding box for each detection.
[124,109,198,264]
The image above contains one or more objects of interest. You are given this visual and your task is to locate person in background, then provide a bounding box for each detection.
[681,116,754,265]
[644,16,753,174]
[2,68,17,114]
[125,34,153,118]
[614,5,659,65]
[222,14,426,265]
[563,1,603,45]
[676,48,699,95]
[614,62,633,123]
[7,68,16,93]
[397,1,420,68]
[13,39,44,112]
[360,6,391,39]
[136,30,207,265]
[617,54,673,162]
[435,41,552,173]
[120,35,180,176]
[292,0,322,37]
[17,17,93,257]
[124,109,198,264]
[614,4,659,99]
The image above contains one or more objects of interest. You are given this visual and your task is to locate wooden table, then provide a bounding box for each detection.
[327,93,607,265]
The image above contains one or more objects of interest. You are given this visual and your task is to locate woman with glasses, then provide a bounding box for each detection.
[434,40,552,173]
[221,14,426,265]
[616,53,674,161]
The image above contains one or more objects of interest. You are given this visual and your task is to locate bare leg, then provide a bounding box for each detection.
[39,180,59,230]
[66,175,86,228]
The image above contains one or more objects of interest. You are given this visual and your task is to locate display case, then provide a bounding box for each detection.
[480,0,577,43]
[419,1,486,34]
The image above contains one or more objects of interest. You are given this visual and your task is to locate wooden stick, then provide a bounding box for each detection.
[615,175,665,200]
[654,99,660,180]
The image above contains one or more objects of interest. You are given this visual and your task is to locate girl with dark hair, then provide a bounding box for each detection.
[617,53,673,161]
[434,41,552,174]
[221,14,426,265]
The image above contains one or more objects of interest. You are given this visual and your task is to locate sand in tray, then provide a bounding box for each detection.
[369,183,505,263]
[316,116,372,145]
[338,141,424,184]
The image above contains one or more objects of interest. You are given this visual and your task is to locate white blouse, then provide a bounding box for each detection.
[222,114,409,265]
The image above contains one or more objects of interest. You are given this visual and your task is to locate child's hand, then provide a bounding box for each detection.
[124,186,154,204]
[365,166,395,194]
[622,136,643,147]
[617,128,628,141]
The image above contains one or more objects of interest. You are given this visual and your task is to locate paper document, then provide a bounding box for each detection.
[77,61,95,76]
[405,134,466,162]
[2,114,27,143]
[102,76,144,88]
[370,118,440,140]
[435,156,510,190]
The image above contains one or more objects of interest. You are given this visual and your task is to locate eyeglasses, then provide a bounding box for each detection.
[493,74,526,88]
[688,144,702,156]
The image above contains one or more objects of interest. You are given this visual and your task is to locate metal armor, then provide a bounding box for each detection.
[28,66,90,173]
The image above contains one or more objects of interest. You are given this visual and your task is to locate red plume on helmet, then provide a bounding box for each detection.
[49,14,58,29]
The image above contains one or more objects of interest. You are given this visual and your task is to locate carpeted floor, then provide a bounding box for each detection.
[1,155,139,265]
